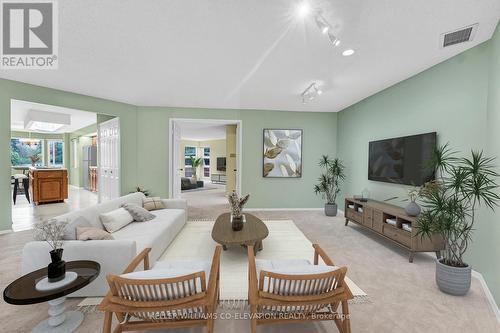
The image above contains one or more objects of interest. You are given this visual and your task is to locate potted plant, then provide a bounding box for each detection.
[314,155,345,216]
[29,154,40,167]
[417,144,500,295]
[34,219,68,282]
[189,156,203,181]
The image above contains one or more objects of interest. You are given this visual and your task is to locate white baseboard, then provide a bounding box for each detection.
[0,229,13,235]
[244,207,323,211]
[472,270,500,324]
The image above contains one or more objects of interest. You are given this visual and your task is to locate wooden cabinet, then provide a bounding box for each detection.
[345,198,444,262]
[29,168,68,205]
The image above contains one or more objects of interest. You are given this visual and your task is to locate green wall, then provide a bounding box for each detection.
[337,24,500,304]
[136,107,337,208]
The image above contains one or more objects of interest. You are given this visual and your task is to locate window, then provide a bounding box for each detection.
[48,140,64,166]
[10,138,42,166]
[203,147,210,177]
[184,146,196,177]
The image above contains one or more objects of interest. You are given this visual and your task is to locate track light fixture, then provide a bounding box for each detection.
[314,11,340,46]
[301,82,323,104]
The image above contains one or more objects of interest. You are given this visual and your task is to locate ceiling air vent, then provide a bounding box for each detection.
[441,24,478,48]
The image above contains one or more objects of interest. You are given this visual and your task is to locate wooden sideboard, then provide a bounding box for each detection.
[344,198,444,262]
[29,168,68,205]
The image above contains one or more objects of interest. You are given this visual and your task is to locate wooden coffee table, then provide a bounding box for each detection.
[212,213,269,252]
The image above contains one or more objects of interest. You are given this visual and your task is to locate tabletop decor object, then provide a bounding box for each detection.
[227,191,250,231]
[34,219,68,282]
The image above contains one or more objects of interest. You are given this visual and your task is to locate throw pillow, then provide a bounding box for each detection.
[100,208,134,233]
[63,216,92,240]
[121,203,155,222]
[143,197,166,211]
[76,227,114,240]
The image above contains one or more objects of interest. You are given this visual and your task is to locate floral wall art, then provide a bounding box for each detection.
[263,129,302,178]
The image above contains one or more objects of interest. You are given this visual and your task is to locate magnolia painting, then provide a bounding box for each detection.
[263,129,302,178]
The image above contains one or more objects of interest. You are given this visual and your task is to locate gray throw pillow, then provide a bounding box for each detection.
[63,216,92,240]
[121,203,156,222]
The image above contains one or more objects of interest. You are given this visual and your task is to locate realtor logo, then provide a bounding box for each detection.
[1,0,58,69]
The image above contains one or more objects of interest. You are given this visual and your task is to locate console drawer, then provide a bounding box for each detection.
[383,224,411,248]
[346,209,363,223]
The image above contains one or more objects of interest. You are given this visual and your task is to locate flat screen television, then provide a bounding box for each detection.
[368,132,436,186]
[216,157,226,171]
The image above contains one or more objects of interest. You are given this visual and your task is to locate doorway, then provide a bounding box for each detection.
[169,119,242,218]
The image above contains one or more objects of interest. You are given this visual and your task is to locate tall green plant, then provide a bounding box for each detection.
[314,155,345,204]
[189,156,203,178]
[417,144,500,267]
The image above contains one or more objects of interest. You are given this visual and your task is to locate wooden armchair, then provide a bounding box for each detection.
[99,245,222,333]
[247,244,353,333]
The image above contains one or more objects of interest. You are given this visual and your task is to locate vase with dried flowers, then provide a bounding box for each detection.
[227,191,250,231]
[29,154,41,167]
[34,219,68,282]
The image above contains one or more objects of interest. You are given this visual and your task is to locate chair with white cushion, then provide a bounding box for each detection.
[99,246,222,333]
[247,244,353,333]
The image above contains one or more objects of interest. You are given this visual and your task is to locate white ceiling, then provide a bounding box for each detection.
[179,122,229,141]
[1,1,499,112]
[10,100,97,133]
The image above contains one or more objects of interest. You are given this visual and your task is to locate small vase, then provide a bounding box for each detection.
[405,201,421,217]
[231,215,244,231]
[48,248,66,282]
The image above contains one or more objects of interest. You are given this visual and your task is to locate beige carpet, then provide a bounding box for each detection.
[2,210,499,332]
[158,220,367,304]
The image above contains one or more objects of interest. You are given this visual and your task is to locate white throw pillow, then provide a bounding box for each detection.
[100,208,134,233]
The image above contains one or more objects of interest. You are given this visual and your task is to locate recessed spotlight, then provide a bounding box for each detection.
[342,49,355,56]
[296,2,311,18]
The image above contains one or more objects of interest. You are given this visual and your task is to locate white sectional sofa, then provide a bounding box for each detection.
[21,192,187,297]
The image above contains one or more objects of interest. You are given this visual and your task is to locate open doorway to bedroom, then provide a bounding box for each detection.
[169,119,241,219]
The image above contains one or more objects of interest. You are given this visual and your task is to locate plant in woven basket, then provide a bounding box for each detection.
[227,191,250,220]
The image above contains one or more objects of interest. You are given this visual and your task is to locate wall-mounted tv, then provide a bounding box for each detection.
[368,132,436,186]
[217,157,226,171]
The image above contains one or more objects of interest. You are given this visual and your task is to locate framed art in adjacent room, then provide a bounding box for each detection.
[263,129,302,178]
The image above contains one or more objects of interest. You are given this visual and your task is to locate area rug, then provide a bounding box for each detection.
[78,219,368,311]
[159,220,368,306]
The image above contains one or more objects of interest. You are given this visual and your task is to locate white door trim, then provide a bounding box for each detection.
[168,118,243,198]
